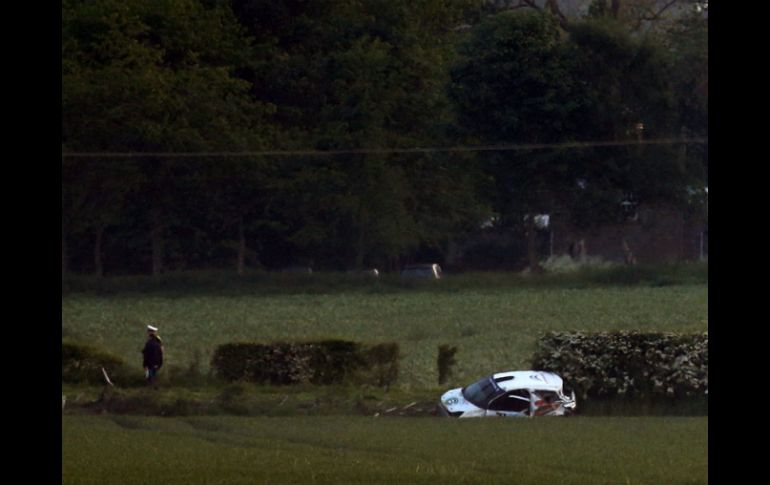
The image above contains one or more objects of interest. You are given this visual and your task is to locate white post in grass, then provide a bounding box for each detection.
[102,367,114,386]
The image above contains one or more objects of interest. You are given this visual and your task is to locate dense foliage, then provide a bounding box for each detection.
[531,330,708,398]
[62,341,130,384]
[437,344,458,386]
[62,0,707,275]
[211,340,400,387]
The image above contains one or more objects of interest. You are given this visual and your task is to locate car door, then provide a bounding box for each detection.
[485,389,531,417]
[531,390,562,416]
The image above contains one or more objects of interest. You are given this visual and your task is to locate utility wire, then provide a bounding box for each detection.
[61,137,707,158]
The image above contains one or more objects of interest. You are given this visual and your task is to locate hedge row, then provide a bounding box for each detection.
[531,331,708,399]
[211,340,400,387]
[62,341,129,384]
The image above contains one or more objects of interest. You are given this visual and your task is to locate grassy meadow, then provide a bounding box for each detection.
[62,269,708,388]
[62,414,707,484]
[62,267,708,484]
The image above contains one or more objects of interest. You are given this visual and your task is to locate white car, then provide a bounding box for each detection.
[438,370,577,418]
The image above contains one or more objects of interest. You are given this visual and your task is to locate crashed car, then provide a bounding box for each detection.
[438,370,577,418]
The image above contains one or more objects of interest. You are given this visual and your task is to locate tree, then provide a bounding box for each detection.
[341,157,420,270]
[586,0,708,33]
[449,10,578,144]
[449,10,579,270]
[195,157,282,274]
[449,8,704,269]
[664,7,707,228]
[61,159,138,277]
[399,155,491,266]
[62,0,276,275]
[566,18,679,141]
[564,17,704,228]
[230,0,491,154]
[663,6,707,137]
[227,0,491,269]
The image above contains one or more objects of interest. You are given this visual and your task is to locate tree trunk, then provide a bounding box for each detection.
[94,226,104,278]
[150,210,164,276]
[544,0,569,28]
[237,216,246,276]
[526,216,543,273]
[611,0,621,18]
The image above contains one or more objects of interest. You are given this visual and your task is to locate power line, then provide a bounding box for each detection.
[61,137,707,158]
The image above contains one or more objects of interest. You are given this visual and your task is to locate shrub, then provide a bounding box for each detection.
[531,331,708,399]
[307,340,364,385]
[210,342,313,385]
[541,255,615,273]
[365,343,400,389]
[437,345,458,385]
[62,340,129,385]
[211,340,400,387]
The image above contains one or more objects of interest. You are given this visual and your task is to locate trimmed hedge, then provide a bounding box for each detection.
[210,342,313,385]
[531,331,708,399]
[211,340,400,387]
[365,343,400,389]
[308,340,364,385]
[437,344,458,385]
[62,341,129,384]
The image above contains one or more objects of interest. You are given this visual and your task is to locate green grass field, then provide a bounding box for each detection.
[62,414,707,484]
[62,275,707,388]
[62,269,708,483]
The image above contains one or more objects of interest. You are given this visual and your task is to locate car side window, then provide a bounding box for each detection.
[488,390,530,413]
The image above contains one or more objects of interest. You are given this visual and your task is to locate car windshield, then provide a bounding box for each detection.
[462,376,505,408]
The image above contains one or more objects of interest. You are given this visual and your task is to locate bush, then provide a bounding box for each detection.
[531,331,708,399]
[211,340,400,388]
[541,255,615,273]
[62,341,130,385]
[210,342,314,385]
[365,343,400,389]
[307,340,364,385]
[437,345,458,385]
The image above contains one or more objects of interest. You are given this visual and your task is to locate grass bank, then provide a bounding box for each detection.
[61,383,441,418]
[62,414,707,484]
[62,382,707,418]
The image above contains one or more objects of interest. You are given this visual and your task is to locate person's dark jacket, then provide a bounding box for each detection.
[142,337,164,368]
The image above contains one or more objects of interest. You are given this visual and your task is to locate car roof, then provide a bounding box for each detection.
[491,370,564,391]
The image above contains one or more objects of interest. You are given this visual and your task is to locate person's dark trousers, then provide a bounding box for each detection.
[146,367,160,387]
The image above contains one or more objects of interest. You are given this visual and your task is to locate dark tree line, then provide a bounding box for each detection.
[62,0,707,276]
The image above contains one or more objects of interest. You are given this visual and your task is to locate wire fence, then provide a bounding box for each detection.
[61,137,707,158]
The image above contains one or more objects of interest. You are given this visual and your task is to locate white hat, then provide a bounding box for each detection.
[147,325,158,332]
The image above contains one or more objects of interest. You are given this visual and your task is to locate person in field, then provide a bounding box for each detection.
[142,325,164,387]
